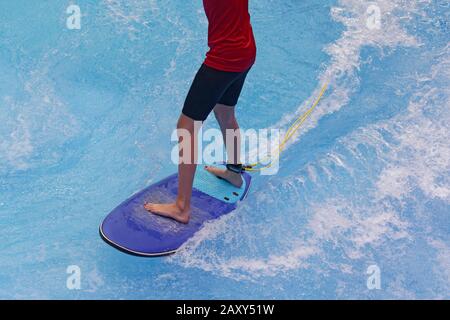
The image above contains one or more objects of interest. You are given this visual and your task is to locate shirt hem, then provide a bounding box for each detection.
[203,59,255,73]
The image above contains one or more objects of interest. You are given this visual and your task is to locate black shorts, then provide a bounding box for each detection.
[182,64,251,121]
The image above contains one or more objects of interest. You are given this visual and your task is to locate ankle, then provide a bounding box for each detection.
[226,170,242,181]
[227,170,239,176]
[175,198,185,209]
[226,163,243,175]
[176,199,190,212]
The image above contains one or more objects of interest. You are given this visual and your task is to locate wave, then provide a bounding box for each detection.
[170,0,449,291]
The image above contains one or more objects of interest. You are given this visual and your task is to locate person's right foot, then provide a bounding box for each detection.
[204,165,243,188]
[144,202,190,224]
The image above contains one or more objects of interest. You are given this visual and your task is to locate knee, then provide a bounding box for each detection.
[214,108,235,125]
[176,117,184,130]
[177,114,194,130]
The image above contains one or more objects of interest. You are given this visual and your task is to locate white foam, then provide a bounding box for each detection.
[103,0,153,31]
[427,238,450,289]
[0,113,33,171]
[0,64,79,173]
[173,210,319,279]
[359,45,450,203]
[309,199,411,259]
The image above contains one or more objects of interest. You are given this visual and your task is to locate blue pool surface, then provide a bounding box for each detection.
[0,0,449,299]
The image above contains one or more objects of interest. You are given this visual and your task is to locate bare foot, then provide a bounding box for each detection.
[144,202,190,224]
[204,165,243,188]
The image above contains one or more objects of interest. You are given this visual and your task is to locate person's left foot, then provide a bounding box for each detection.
[204,165,243,188]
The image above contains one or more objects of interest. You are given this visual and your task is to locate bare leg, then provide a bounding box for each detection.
[205,104,243,187]
[144,114,200,223]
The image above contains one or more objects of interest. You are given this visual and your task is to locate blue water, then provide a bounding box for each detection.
[1,0,449,299]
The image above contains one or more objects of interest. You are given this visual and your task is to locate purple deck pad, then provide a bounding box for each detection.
[100,172,251,256]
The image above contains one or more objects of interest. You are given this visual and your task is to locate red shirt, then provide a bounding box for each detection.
[203,0,257,72]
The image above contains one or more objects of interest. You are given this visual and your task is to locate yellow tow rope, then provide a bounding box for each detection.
[244,82,329,172]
